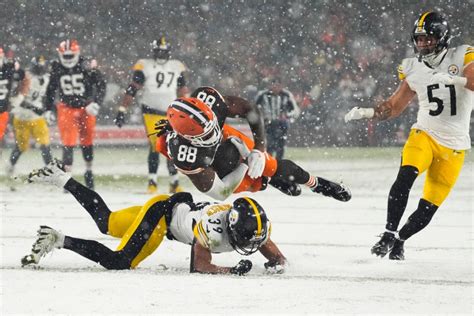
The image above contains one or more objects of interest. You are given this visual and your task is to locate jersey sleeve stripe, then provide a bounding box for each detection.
[176,166,204,175]
[397,65,406,80]
[243,197,262,237]
[464,51,474,66]
[193,221,209,248]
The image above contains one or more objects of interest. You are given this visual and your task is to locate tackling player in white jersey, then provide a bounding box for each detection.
[6,56,53,190]
[345,11,473,260]
[22,160,287,275]
[115,36,189,194]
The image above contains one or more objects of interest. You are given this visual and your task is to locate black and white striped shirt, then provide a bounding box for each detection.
[255,88,299,122]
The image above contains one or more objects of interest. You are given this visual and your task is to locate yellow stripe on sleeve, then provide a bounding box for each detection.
[397,64,406,80]
[132,62,144,71]
[464,51,474,66]
[193,221,209,248]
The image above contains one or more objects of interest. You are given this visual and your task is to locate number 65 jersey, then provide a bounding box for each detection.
[398,44,473,150]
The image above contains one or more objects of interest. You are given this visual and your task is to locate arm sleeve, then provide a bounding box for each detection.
[204,163,249,201]
[125,70,145,96]
[45,67,58,111]
[177,71,187,87]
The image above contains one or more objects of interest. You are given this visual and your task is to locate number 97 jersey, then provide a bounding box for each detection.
[398,44,473,150]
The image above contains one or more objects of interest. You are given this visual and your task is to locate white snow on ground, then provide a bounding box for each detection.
[1,148,472,314]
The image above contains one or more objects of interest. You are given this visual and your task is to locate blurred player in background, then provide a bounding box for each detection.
[23,160,287,275]
[115,36,189,194]
[154,86,351,202]
[255,77,300,160]
[0,47,26,145]
[6,56,53,190]
[345,11,473,260]
[45,39,106,189]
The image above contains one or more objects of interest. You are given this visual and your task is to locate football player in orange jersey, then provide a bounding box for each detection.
[154,87,351,202]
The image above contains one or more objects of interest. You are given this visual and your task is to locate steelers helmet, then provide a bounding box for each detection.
[152,36,171,60]
[411,11,451,64]
[227,197,270,255]
[30,55,48,75]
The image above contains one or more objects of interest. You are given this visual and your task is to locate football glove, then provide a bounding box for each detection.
[430,72,467,86]
[85,102,100,116]
[230,259,252,276]
[344,107,375,123]
[154,119,172,137]
[43,111,56,125]
[264,260,287,274]
[114,106,126,128]
[247,149,266,179]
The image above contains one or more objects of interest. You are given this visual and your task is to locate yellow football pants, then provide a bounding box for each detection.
[13,117,50,152]
[401,129,465,206]
[143,113,166,152]
[108,194,170,268]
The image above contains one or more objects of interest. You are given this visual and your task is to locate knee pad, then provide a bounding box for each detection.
[100,251,132,270]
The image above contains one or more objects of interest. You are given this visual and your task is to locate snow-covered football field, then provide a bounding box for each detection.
[1,147,472,314]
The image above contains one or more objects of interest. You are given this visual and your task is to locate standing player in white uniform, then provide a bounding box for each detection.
[6,56,53,189]
[115,36,189,194]
[345,11,473,260]
[22,160,287,275]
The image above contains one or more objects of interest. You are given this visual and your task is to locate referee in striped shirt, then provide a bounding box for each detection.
[255,77,300,160]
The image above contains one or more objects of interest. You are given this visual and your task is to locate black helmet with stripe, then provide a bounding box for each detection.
[411,11,451,64]
[152,36,171,60]
[227,197,270,255]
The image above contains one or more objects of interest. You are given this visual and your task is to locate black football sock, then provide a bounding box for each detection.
[385,165,419,231]
[398,199,438,240]
[64,178,111,234]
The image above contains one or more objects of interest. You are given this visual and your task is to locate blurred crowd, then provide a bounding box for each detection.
[2,0,472,146]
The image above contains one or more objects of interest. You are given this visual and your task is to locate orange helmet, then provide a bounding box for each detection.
[57,39,80,68]
[167,97,222,147]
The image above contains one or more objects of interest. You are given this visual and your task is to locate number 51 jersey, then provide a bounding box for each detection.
[398,44,473,150]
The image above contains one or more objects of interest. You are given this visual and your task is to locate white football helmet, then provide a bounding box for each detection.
[57,39,80,68]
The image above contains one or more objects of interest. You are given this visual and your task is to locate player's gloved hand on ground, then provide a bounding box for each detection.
[344,107,375,123]
[264,259,287,274]
[430,72,467,86]
[9,94,25,108]
[85,102,100,116]
[247,149,266,179]
[154,119,172,137]
[230,259,252,276]
[230,137,251,159]
[43,110,56,125]
[114,106,126,128]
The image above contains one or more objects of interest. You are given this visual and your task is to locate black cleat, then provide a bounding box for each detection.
[371,232,396,257]
[389,239,405,260]
[84,170,94,190]
[269,177,302,196]
[311,177,351,202]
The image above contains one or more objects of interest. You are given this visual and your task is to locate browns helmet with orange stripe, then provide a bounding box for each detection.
[411,11,451,65]
[227,197,270,255]
[167,97,222,147]
[57,39,80,68]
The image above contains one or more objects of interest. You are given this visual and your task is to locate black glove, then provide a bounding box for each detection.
[230,259,252,276]
[154,119,172,137]
[114,109,126,128]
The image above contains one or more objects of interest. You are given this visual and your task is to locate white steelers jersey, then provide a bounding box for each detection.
[398,45,473,150]
[11,71,50,120]
[168,202,235,253]
[133,58,186,112]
